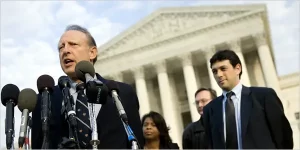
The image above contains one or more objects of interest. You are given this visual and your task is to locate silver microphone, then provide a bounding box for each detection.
[17,88,37,148]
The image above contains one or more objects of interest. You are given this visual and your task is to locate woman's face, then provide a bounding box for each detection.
[143,117,160,140]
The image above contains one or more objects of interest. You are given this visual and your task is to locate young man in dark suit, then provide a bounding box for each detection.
[182,88,217,149]
[203,49,293,149]
[31,25,144,149]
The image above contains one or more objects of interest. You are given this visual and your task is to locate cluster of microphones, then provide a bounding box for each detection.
[1,60,139,150]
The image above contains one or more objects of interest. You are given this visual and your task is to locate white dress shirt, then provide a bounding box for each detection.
[222,81,243,149]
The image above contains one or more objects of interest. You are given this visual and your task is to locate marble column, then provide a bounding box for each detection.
[154,60,182,148]
[132,67,151,117]
[205,46,222,96]
[253,32,285,108]
[179,53,200,122]
[253,32,281,93]
[227,39,251,87]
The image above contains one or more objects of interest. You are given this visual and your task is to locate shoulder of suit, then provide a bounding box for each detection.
[183,121,196,132]
[53,85,61,91]
[205,95,222,108]
[183,119,202,134]
[249,86,275,93]
[114,80,135,91]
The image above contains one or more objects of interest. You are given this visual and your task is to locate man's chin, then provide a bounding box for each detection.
[198,111,203,115]
[221,86,232,91]
[64,68,76,77]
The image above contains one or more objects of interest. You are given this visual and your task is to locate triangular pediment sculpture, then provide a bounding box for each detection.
[98,4,266,55]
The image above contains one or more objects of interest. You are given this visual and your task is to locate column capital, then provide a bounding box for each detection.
[177,53,192,66]
[227,39,242,52]
[110,72,123,81]
[131,66,145,79]
[153,60,167,74]
[204,45,216,60]
[253,32,267,47]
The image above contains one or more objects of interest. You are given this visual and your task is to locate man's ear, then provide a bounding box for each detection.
[89,46,98,62]
[235,63,242,76]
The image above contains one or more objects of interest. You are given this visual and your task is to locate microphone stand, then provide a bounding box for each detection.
[61,86,80,149]
[9,135,14,150]
[6,100,15,150]
[7,132,14,150]
[111,93,139,150]
[41,88,51,149]
[121,120,139,150]
[85,81,101,149]
[25,116,32,150]
[88,103,100,150]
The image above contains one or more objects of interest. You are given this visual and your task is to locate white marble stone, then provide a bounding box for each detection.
[94,4,299,149]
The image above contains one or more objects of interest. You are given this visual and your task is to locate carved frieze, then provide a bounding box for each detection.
[108,11,248,53]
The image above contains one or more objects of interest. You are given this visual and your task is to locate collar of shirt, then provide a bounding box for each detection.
[222,81,243,102]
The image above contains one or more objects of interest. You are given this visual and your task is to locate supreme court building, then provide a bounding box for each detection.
[94,4,300,149]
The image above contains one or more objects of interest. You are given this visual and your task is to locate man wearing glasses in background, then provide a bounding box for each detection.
[182,88,217,149]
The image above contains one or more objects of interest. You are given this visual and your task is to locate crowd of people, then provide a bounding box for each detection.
[31,24,293,149]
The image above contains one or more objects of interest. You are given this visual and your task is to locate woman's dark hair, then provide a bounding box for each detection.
[142,111,172,146]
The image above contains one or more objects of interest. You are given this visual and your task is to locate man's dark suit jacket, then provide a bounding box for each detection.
[182,117,208,149]
[31,73,144,149]
[203,86,293,149]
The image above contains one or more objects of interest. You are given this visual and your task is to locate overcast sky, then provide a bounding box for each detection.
[0,0,299,148]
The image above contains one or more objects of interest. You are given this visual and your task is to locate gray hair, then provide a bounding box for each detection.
[65,25,97,64]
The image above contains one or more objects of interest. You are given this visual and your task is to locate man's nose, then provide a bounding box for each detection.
[199,102,204,108]
[61,45,71,54]
[216,70,223,78]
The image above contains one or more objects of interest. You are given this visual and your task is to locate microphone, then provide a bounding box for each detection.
[106,80,140,149]
[17,88,37,148]
[106,80,128,123]
[25,116,32,150]
[1,84,20,149]
[75,60,96,83]
[37,74,55,149]
[75,60,108,149]
[58,76,80,149]
[75,60,108,104]
[58,76,75,119]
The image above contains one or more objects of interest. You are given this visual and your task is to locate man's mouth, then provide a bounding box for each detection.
[219,80,225,83]
[64,59,74,65]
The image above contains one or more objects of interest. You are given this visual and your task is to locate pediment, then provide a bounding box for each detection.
[98,4,266,54]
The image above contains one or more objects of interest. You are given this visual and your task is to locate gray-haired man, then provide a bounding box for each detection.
[31,25,144,149]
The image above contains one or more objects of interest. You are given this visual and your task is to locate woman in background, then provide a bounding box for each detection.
[141,111,179,149]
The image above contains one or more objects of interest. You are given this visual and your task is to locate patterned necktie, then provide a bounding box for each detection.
[225,91,238,149]
[75,83,91,148]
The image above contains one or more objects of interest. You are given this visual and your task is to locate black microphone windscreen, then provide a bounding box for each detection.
[58,76,71,89]
[75,60,95,82]
[1,84,20,106]
[17,88,37,112]
[37,74,55,93]
[106,80,120,95]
